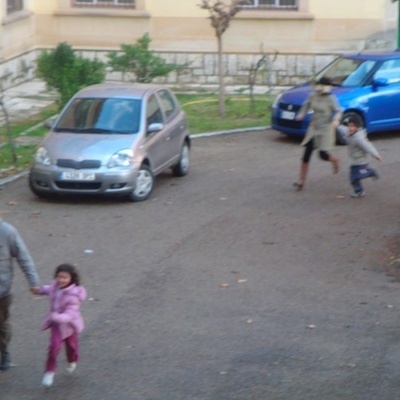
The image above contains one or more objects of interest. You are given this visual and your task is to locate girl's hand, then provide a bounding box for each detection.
[332,120,340,128]
[30,286,39,295]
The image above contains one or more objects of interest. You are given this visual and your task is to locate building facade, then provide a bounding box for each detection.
[0,0,398,90]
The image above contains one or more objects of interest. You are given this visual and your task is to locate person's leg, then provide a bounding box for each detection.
[350,165,364,196]
[0,294,12,371]
[294,140,313,190]
[319,150,339,174]
[364,164,379,180]
[45,325,63,373]
[42,325,63,386]
[65,332,79,372]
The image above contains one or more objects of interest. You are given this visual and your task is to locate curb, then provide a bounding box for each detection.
[0,127,270,187]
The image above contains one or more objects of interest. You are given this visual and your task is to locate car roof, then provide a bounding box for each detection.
[343,50,400,61]
[74,83,164,99]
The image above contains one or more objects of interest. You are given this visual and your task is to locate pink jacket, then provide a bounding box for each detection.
[39,280,87,340]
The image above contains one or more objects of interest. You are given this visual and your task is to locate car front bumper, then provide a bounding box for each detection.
[29,165,139,196]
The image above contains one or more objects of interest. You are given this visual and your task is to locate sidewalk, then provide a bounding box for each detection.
[0,79,56,124]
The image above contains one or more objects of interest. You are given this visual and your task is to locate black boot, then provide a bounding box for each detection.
[0,352,11,371]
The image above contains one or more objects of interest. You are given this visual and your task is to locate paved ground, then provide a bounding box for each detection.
[0,79,56,124]
[0,128,400,399]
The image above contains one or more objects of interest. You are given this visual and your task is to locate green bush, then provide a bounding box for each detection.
[107,34,176,83]
[37,42,106,109]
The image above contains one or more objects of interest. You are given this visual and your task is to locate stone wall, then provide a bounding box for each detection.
[0,49,340,93]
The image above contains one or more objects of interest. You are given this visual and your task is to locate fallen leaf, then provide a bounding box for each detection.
[307,324,316,329]
[246,319,253,324]
[236,279,247,283]
[8,201,18,205]
[219,283,230,288]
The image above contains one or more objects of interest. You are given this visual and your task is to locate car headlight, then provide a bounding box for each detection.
[35,147,51,166]
[272,93,282,109]
[108,149,134,168]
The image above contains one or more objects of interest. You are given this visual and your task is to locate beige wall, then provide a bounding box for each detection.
[27,0,398,54]
[0,0,398,89]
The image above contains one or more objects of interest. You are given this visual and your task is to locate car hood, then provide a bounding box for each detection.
[42,132,140,161]
[280,83,364,108]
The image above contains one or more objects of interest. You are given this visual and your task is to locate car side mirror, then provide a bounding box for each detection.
[147,122,163,134]
[44,116,57,129]
[372,77,389,88]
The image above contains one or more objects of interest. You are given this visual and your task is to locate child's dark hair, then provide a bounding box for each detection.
[346,116,361,127]
[54,263,81,286]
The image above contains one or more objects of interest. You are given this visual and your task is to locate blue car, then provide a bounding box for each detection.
[271,50,400,140]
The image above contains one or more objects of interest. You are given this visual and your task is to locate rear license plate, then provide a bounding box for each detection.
[60,171,95,181]
[281,110,296,120]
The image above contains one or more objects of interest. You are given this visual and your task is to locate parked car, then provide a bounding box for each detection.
[29,83,191,201]
[271,50,400,141]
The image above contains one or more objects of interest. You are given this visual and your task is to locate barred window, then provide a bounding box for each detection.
[74,0,135,7]
[7,0,24,14]
[244,0,298,9]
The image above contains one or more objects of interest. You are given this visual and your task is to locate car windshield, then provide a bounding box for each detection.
[55,98,142,134]
[316,57,377,87]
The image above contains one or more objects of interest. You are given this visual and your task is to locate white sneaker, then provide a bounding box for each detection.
[42,371,55,387]
[66,362,77,373]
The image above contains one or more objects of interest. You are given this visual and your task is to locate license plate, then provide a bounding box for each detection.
[281,110,296,120]
[60,171,95,181]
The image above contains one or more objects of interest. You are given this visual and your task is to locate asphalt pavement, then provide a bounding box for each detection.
[0,126,400,399]
[1,80,400,399]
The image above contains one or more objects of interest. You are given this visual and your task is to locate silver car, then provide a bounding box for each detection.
[29,83,191,201]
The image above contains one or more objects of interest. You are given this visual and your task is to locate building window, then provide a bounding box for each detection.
[7,0,24,14]
[244,0,298,9]
[73,0,135,7]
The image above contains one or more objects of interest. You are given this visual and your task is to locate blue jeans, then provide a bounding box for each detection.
[349,164,377,193]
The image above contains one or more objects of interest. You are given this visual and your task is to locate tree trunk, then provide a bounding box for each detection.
[217,34,226,118]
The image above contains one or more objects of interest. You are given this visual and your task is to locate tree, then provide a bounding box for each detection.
[37,42,106,109]
[107,34,177,83]
[198,0,249,117]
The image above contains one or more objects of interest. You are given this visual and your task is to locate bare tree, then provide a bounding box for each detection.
[198,0,249,117]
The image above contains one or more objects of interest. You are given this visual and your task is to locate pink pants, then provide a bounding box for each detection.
[45,324,79,372]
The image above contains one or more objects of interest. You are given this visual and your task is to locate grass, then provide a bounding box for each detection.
[178,94,271,134]
[0,94,272,175]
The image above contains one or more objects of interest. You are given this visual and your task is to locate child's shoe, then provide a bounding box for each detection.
[66,362,77,373]
[42,371,55,387]
[351,191,365,198]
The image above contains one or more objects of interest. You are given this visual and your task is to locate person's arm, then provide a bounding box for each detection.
[51,297,80,324]
[9,227,40,290]
[296,94,312,120]
[355,134,382,160]
[331,96,342,128]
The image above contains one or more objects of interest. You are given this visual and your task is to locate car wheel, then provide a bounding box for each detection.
[336,112,364,145]
[128,164,154,202]
[172,142,190,177]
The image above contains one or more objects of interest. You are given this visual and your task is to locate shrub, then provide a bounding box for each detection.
[107,34,176,83]
[37,42,106,109]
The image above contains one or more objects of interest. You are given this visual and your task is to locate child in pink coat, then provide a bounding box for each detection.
[34,264,86,387]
